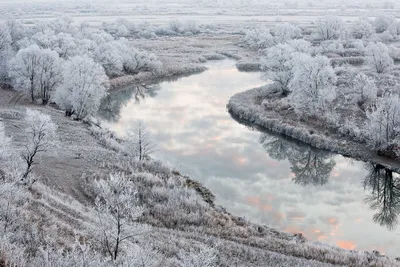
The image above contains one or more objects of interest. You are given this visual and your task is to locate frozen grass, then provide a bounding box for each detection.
[236,61,262,72]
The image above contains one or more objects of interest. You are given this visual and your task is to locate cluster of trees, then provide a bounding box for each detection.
[316,15,400,42]
[253,17,400,152]
[260,39,337,118]
[243,15,400,52]
[0,17,162,119]
[102,18,204,39]
[242,23,302,50]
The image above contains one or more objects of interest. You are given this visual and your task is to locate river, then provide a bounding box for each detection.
[99,59,400,257]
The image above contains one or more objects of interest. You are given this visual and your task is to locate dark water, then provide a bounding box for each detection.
[99,59,400,257]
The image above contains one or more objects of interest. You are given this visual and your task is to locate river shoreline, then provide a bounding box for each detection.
[227,85,400,172]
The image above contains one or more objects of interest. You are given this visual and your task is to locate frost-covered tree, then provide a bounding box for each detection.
[50,16,76,35]
[287,39,312,54]
[6,19,24,50]
[126,120,156,161]
[21,109,57,182]
[315,16,344,40]
[94,40,161,76]
[169,19,184,34]
[31,30,55,49]
[0,179,26,233]
[116,25,129,37]
[365,95,400,150]
[366,42,394,74]
[93,173,149,261]
[36,49,63,104]
[0,124,26,235]
[261,41,312,95]
[122,46,162,75]
[389,20,400,36]
[380,30,394,43]
[351,73,377,106]
[351,19,374,39]
[261,44,297,95]
[51,33,78,59]
[374,15,396,33]
[94,41,124,77]
[273,23,302,44]
[288,54,337,117]
[8,45,42,102]
[9,45,63,103]
[242,28,274,50]
[0,23,11,53]
[54,56,109,119]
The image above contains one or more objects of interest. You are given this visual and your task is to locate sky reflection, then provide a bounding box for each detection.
[100,59,400,257]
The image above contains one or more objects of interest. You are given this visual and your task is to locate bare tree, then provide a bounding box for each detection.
[21,109,57,182]
[93,173,149,261]
[126,120,156,161]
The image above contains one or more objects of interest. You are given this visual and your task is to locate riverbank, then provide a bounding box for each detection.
[227,85,400,172]
[2,86,400,265]
[109,34,261,90]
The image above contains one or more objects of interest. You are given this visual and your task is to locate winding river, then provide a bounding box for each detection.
[99,59,400,257]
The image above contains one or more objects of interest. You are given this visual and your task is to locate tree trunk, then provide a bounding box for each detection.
[65,110,74,117]
[30,79,35,102]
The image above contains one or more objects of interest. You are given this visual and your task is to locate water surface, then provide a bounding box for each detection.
[100,59,400,257]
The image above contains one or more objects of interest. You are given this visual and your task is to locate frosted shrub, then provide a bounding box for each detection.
[351,19,374,39]
[389,20,400,36]
[272,23,302,43]
[242,28,274,50]
[374,15,396,33]
[315,16,344,40]
[380,30,394,43]
[388,45,400,61]
[351,73,377,106]
[366,42,394,74]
